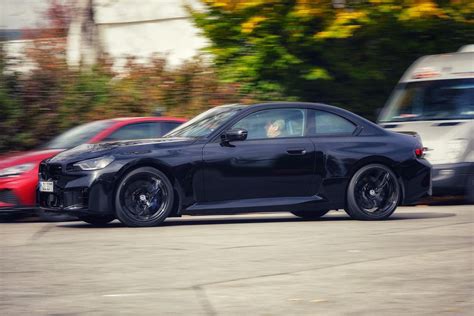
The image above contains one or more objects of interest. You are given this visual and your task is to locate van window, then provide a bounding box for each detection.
[380,79,474,122]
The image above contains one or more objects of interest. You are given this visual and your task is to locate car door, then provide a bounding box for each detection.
[202,108,321,203]
[306,109,359,202]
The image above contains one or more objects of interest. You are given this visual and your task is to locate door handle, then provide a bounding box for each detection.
[286,148,306,155]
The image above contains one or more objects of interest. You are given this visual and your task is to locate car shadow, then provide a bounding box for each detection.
[57,211,456,229]
[415,195,468,206]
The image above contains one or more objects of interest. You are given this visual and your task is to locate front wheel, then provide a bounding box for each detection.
[291,210,329,220]
[115,167,174,227]
[345,164,400,220]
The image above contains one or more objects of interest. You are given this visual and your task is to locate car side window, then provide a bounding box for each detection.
[104,123,160,141]
[309,110,356,136]
[160,122,182,135]
[232,109,305,140]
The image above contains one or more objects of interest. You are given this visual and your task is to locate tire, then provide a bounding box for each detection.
[115,167,174,227]
[78,215,115,226]
[345,164,400,220]
[37,209,77,222]
[291,210,329,220]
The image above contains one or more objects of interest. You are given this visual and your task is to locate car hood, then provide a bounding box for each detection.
[49,137,197,163]
[0,149,63,170]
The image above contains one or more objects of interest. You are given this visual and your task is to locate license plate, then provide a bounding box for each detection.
[39,181,54,193]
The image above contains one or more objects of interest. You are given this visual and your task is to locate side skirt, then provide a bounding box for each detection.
[182,195,333,215]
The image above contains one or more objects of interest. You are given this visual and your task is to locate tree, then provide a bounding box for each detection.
[192,0,474,118]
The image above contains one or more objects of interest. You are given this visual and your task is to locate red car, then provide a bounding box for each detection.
[0,117,186,218]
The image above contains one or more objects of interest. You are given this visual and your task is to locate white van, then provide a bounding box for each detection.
[378,45,474,201]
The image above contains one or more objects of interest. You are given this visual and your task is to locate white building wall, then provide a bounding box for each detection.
[2,40,37,74]
[68,0,209,69]
[99,16,207,67]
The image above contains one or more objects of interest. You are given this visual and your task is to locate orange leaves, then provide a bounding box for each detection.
[241,16,267,33]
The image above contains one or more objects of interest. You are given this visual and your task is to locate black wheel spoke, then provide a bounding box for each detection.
[375,172,390,192]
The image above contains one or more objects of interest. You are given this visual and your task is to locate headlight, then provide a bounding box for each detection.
[447,139,468,162]
[73,156,115,171]
[0,163,35,177]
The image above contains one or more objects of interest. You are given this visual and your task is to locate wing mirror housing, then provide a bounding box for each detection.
[221,128,248,144]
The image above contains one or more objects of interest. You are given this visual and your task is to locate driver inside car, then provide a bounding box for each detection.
[265,118,285,138]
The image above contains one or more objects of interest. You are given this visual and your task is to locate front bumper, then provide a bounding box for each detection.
[38,162,116,216]
[431,162,474,195]
[0,174,38,212]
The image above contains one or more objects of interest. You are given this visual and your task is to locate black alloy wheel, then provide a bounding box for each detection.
[115,167,174,227]
[291,210,329,220]
[346,164,400,220]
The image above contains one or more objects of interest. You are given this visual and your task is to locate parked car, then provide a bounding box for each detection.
[378,45,473,202]
[38,102,431,227]
[0,116,186,220]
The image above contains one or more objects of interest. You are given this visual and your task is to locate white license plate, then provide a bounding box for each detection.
[39,181,54,193]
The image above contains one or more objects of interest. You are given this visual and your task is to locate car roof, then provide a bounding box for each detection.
[108,116,187,123]
[400,49,474,83]
[219,102,384,135]
[234,102,359,117]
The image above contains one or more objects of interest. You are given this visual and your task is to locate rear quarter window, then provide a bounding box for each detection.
[309,110,356,136]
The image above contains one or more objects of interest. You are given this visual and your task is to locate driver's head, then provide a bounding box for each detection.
[265,118,285,138]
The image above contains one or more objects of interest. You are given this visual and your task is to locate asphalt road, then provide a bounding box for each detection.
[1,205,473,315]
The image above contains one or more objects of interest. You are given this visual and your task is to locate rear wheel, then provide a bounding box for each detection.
[79,215,115,226]
[291,210,329,220]
[345,164,400,220]
[115,167,174,227]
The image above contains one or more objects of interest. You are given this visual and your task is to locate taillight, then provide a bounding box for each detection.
[415,147,425,158]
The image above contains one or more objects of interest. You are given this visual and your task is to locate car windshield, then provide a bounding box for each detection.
[42,120,114,149]
[379,79,474,122]
[165,105,243,138]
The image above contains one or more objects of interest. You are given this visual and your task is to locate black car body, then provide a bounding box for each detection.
[38,103,431,227]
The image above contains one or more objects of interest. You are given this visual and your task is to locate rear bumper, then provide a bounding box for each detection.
[397,158,432,205]
[431,162,474,195]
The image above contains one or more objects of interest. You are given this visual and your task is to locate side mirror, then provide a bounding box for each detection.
[221,128,248,143]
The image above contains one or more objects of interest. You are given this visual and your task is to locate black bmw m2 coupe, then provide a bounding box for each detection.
[38,103,431,227]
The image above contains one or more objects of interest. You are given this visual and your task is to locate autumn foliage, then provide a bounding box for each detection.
[193,0,474,115]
